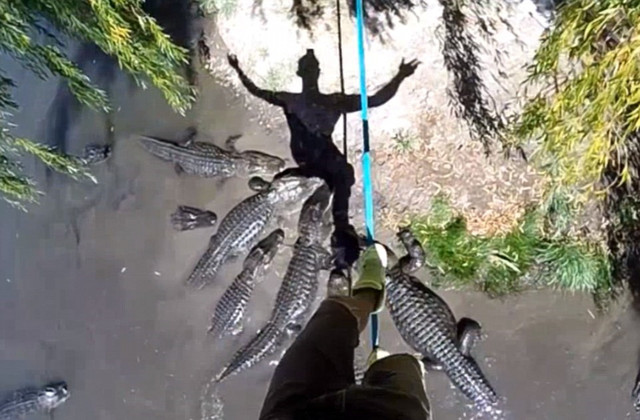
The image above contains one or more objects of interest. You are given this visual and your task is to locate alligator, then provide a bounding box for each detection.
[170,174,272,231]
[78,144,112,166]
[208,228,284,338]
[138,128,285,178]
[214,184,333,383]
[171,205,218,231]
[0,382,69,420]
[185,174,324,289]
[385,228,498,411]
[633,368,640,412]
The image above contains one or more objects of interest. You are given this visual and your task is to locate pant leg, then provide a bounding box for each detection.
[363,354,432,419]
[259,299,360,420]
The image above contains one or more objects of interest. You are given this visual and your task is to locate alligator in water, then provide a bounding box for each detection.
[214,184,332,383]
[171,176,272,232]
[78,144,112,166]
[0,382,69,420]
[208,228,284,338]
[171,205,218,231]
[185,174,324,289]
[138,128,284,178]
[385,228,498,411]
[633,368,640,412]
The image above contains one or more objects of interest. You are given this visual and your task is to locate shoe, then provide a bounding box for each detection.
[366,347,391,368]
[352,243,388,313]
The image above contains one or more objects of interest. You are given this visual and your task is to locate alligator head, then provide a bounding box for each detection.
[246,228,285,268]
[170,205,217,231]
[297,183,332,239]
[38,382,70,410]
[238,151,286,177]
[81,144,112,165]
[269,174,325,205]
[397,228,425,273]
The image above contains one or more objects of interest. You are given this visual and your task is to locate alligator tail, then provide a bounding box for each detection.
[215,322,284,384]
[208,272,253,337]
[185,245,225,289]
[445,352,498,410]
[138,136,180,161]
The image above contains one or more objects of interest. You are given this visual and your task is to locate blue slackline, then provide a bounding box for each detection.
[354,0,380,350]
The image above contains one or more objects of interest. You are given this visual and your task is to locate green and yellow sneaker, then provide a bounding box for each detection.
[352,243,388,313]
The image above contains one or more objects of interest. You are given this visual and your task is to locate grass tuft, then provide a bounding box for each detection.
[537,241,611,292]
[391,129,418,154]
[410,197,612,298]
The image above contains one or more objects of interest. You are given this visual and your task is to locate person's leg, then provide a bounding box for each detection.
[329,290,376,332]
[259,244,385,419]
[362,354,431,419]
[259,297,365,419]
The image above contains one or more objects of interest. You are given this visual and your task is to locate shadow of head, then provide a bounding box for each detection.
[296,49,320,84]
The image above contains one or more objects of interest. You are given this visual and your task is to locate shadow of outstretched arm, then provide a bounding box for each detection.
[228,53,288,107]
[334,58,420,112]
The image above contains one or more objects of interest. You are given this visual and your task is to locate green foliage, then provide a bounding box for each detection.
[537,241,611,292]
[541,188,577,238]
[0,89,94,208]
[0,131,93,209]
[0,0,196,207]
[410,197,612,297]
[439,0,508,152]
[418,216,487,282]
[513,0,640,196]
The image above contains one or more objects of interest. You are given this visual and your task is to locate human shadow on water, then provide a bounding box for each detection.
[227,48,419,267]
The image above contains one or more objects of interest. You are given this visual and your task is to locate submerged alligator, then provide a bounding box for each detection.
[214,184,332,383]
[78,144,112,166]
[0,382,69,420]
[138,129,284,178]
[171,205,218,231]
[185,174,324,289]
[386,229,498,411]
[633,368,640,412]
[208,229,284,338]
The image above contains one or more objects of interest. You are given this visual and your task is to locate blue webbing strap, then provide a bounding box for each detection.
[354,0,379,350]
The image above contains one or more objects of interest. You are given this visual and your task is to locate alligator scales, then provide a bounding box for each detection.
[215,184,332,383]
[386,229,498,410]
